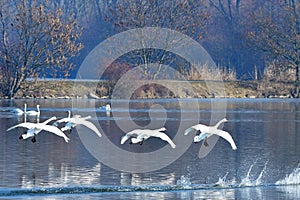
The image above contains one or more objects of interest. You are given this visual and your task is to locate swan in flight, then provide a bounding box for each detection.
[54,111,102,138]
[26,104,40,116]
[7,116,70,143]
[121,127,176,148]
[184,118,237,150]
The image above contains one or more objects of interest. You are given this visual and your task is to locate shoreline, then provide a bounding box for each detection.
[1,80,298,99]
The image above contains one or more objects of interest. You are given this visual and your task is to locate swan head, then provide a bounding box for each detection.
[221,118,228,123]
[193,133,208,143]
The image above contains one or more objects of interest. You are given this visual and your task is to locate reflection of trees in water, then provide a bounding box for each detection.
[21,162,102,188]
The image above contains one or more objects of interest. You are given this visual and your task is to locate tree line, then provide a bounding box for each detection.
[0,0,299,98]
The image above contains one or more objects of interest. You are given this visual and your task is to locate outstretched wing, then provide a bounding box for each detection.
[7,122,36,131]
[153,132,176,148]
[121,130,139,144]
[76,119,102,138]
[184,124,209,135]
[214,129,237,150]
[42,125,70,143]
[54,118,72,124]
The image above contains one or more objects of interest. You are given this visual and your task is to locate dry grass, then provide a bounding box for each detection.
[9,79,296,99]
[187,63,237,81]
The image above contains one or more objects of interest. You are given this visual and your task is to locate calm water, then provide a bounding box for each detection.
[0,98,300,199]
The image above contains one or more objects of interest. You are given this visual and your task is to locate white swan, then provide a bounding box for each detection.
[54,111,102,138]
[7,116,70,143]
[26,104,40,116]
[105,104,111,111]
[53,110,72,126]
[12,103,27,115]
[184,118,237,150]
[121,127,176,148]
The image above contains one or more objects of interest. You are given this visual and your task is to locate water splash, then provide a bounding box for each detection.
[214,172,229,187]
[255,161,268,185]
[276,164,300,185]
[176,175,192,188]
[239,161,268,187]
[213,172,237,188]
[239,163,255,187]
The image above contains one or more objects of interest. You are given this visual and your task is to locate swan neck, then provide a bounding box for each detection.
[214,119,226,128]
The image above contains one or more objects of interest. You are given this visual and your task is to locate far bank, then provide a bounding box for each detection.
[2,80,298,99]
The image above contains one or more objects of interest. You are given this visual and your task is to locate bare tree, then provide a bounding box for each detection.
[0,0,83,98]
[101,0,210,80]
[248,1,300,82]
[206,0,259,78]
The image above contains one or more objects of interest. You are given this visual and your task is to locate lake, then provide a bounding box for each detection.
[0,98,300,199]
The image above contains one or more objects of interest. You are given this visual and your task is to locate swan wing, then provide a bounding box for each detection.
[121,130,140,144]
[42,116,57,125]
[155,127,166,132]
[7,122,37,131]
[26,111,36,115]
[213,129,237,150]
[42,125,70,143]
[153,132,176,148]
[184,127,195,135]
[55,117,72,124]
[184,124,208,135]
[76,119,102,138]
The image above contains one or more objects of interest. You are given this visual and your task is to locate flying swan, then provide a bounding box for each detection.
[54,111,102,138]
[7,116,70,143]
[184,118,237,150]
[121,127,176,148]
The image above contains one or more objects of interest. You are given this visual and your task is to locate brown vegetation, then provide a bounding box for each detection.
[0,0,82,98]
[3,80,295,99]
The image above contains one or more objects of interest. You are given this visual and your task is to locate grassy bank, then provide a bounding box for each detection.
[6,79,297,99]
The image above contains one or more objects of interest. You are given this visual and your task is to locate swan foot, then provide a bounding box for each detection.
[19,135,23,140]
[204,139,209,146]
[139,139,144,145]
[31,137,36,143]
